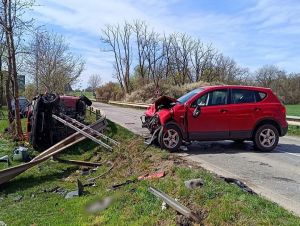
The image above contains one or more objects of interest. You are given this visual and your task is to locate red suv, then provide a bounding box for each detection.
[141,85,288,152]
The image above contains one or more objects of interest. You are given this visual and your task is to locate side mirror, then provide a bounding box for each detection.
[192,104,201,118]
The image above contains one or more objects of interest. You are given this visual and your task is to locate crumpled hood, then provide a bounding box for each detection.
[145,95,177,117]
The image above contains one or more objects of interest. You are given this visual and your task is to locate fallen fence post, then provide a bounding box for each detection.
[53,156,103,167]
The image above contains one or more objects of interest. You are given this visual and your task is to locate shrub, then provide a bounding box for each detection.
[96,82,123,101]
[124,81,217,104]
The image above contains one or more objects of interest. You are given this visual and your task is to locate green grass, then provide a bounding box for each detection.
[0,107,27,134]
[0,112,299,225]
[288,125,300,136]
[67,91,94,100]
[285,105,300,136]
[286,104,300,116]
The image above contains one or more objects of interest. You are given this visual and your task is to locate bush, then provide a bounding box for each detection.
[125,81,216,104]
[95,82,123,101]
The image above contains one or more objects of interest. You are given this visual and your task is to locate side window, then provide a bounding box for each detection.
[207,90,228,106]
[232,89,256,104]
[255,91,267,102]
[192,93,208,107]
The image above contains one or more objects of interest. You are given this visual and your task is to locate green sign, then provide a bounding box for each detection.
[18,75,25,91]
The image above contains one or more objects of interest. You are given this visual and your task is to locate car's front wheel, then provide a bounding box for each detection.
[253,124,279,152]
[158,123,182,152]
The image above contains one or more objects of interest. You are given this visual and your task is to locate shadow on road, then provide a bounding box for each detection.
[175,140,300,155]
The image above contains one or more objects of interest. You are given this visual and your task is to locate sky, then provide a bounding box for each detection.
[33,0,300,89]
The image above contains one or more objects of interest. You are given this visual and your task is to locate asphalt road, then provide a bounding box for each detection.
[93,102,300,216]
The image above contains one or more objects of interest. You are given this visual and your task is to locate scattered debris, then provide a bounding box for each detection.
[110,179,137,190]
[86,197,113,214]
[176,215,192,226]
[184,178,204,189]
[138,171,165,180]
[65,179,84,199]
[80,168,91,176]
[43,186,68,196]
[12,146,30,162]
[0,118,109,186]
[53,156,103,168]
[109,170,165,190]
[87,161,114,183]
[148,186,201,223]
[0,155,10,166]
[43,186,60,193]
[161,201,167,210]
[221,177,256,195]
[83,182,96,187]
[13,195,23,202]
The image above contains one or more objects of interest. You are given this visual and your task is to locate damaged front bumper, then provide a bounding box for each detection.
[141,114,162,146]
[140,114,160,131]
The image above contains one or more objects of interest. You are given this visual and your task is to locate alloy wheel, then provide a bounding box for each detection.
[259,128,276,148]
[162,129,179,149]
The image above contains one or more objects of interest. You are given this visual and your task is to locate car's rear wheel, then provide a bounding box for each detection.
[254,124,279,152]
[158,124,182,152]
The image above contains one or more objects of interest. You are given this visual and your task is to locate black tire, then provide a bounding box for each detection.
[253,124,279,152]
[158,123,182,152]
[42,93,60,106]
[80,95,92,106]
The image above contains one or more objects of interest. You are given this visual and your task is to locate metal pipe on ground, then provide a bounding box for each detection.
[148,186,201,223]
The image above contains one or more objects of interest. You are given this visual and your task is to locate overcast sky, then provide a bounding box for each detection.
[33,0,300,88]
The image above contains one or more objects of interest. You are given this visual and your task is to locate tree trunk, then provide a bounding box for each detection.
[5,77,13,123]
[4,0,23,139]
[0,66,3,106]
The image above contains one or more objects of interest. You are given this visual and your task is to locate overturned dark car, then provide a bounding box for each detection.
[27,93,92,150]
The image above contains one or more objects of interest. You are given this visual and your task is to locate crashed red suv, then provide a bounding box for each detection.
[141,85,288,152]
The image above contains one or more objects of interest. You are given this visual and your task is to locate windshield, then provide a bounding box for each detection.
[177,88,204,104]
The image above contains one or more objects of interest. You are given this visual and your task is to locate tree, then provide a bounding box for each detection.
[88,74,102,91]
[0,30,5,106]
[133,20,150,84]
[255,65,282,88]
[0,0,33,138]
[101,22,132,94]
[27,30,85,93]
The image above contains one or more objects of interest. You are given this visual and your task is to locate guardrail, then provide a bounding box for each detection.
[108,101,150,109]
[286,116,300,126]
[286,116,300,122]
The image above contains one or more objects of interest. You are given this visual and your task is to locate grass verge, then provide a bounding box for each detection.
[0,117,299,225]
[288,125,300,137]
[286,104,300,116]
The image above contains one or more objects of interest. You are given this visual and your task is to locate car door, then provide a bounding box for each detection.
[229,88,261,139]
[187,89,230,140]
